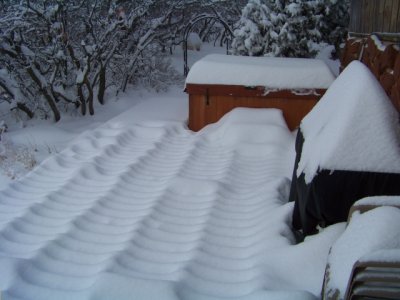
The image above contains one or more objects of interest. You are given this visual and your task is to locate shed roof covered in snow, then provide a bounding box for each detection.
[185,54,336,90]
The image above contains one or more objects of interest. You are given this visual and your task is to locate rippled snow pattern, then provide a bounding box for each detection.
[0,117,296,300]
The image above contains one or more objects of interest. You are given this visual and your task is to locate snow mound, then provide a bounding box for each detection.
[185,54,335,89]
[298,61,400,183]
[0,107,334,300]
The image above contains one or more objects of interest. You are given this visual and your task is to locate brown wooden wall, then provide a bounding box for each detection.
[349,0,400,33]
[187,85,324,132]
[340,35,400,113]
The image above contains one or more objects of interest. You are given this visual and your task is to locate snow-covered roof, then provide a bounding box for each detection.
[297,61,400,183]
[185,54,336,89]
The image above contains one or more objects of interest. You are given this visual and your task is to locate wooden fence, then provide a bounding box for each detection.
[349,0,400,34]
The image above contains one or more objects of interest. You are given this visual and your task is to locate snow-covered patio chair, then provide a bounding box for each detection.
[343,197,400,299]
[322,196,400,300]
[347,196,400,222]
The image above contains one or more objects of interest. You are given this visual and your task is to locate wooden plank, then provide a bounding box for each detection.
[383,0,394,32]
[377,0,386,32]
[375,0,384,32]
[349,0,360,32]
[369,0,374,33]
[361,0,367,33]
[390,0,400,32]
[369,0,377,32]
[357,0,362,32]
[367,0,374,33]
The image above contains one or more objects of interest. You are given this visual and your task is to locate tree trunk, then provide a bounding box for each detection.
[85,78,94,115]
[26,66,60,122]
[77,84,86,115]
[97,65,106,105]
[16,103,34,119]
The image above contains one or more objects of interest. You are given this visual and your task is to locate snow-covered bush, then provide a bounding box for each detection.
[0,0,185,121]
[135,50,183,92]
[231,0,350,58]
[186,32,202,51]
[0,130,36,180]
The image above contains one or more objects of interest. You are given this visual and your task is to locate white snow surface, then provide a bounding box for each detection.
[359,248,400,263]
[353,195,400,207]
[185,54,335,89]
[0,104,344,300]
[326,206,400,299]
[298,61,400,182]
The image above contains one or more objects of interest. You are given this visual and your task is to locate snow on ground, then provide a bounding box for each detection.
[0,44,345,299]
[0,89,145,190]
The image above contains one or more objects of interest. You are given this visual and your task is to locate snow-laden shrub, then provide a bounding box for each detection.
[133,47,184,92]
[186,32,202,51]
[231,0,350,58]
[0,131,37,180]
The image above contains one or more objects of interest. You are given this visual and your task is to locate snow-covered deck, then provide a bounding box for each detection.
[0,102,342,300]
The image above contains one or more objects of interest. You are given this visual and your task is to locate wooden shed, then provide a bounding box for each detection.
[185,54,335,131]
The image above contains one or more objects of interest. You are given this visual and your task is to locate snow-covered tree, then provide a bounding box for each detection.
[231,0,349,58]
[0,0,184,121]
[231,0,272,56]
[0,0,247,121]
[318,0,350,56]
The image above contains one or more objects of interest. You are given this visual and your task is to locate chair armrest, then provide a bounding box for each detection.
[344,249,400,300]
[347,197,400,223]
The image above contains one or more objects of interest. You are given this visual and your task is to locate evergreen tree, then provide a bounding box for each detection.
[231,0,349,58]
[231,0,271,56]
[320,0,350,56]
